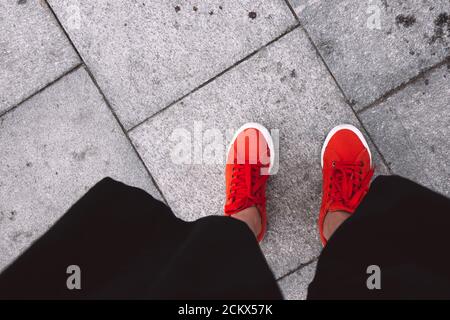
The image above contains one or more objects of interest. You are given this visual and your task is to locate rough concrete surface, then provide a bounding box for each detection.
[278,261,317,300]
[0,0,79,114]
[48,0,297,129]
[288,0,450,110]
[360,63,450,196]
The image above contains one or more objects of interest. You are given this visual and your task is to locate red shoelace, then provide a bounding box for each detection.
[328,160,374,211]
[226,163,268,213]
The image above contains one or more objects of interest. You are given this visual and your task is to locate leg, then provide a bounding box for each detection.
[149,216,281,299]
[309,175,450,299]
[0,177,281,299]
[0,177,179,299]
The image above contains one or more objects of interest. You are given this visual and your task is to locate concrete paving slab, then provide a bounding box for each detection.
[278,261,317,300]
[360,63,450,196]
[0,67,161,272]
[47,0,297,129]
[288,0,450,110]
[129,28,389,278]
[0,0,79,114]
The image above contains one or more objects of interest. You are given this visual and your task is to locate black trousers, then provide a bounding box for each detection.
[0,176,449,299]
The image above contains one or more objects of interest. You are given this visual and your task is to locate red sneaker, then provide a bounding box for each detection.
[319,124,374,246]
[224,123,275,242]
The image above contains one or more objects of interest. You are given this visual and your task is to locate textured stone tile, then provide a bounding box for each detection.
[360,63,450,196]
[130,28,389,278]
[0,67,161,272]
[288,0,450,110]
[278,261,317,300]
[0,0,79,114]
[47,0,297,129]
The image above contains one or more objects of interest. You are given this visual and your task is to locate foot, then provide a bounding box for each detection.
[224,123,274,242]
[319,124,374,246]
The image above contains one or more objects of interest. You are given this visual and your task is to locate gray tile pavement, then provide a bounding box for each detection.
[288,0,450,110]
[0,0,80,114]
[278,260,317,300]
[0,67,161,272]
[47,0,297,129]
[360,63,450,196]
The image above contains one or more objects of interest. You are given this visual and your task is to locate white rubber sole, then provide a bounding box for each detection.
[227,122,275,175]
[320,124,372,168]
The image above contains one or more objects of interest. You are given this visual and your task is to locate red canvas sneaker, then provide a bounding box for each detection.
[319,124,374,246]
[224,123,275,242]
